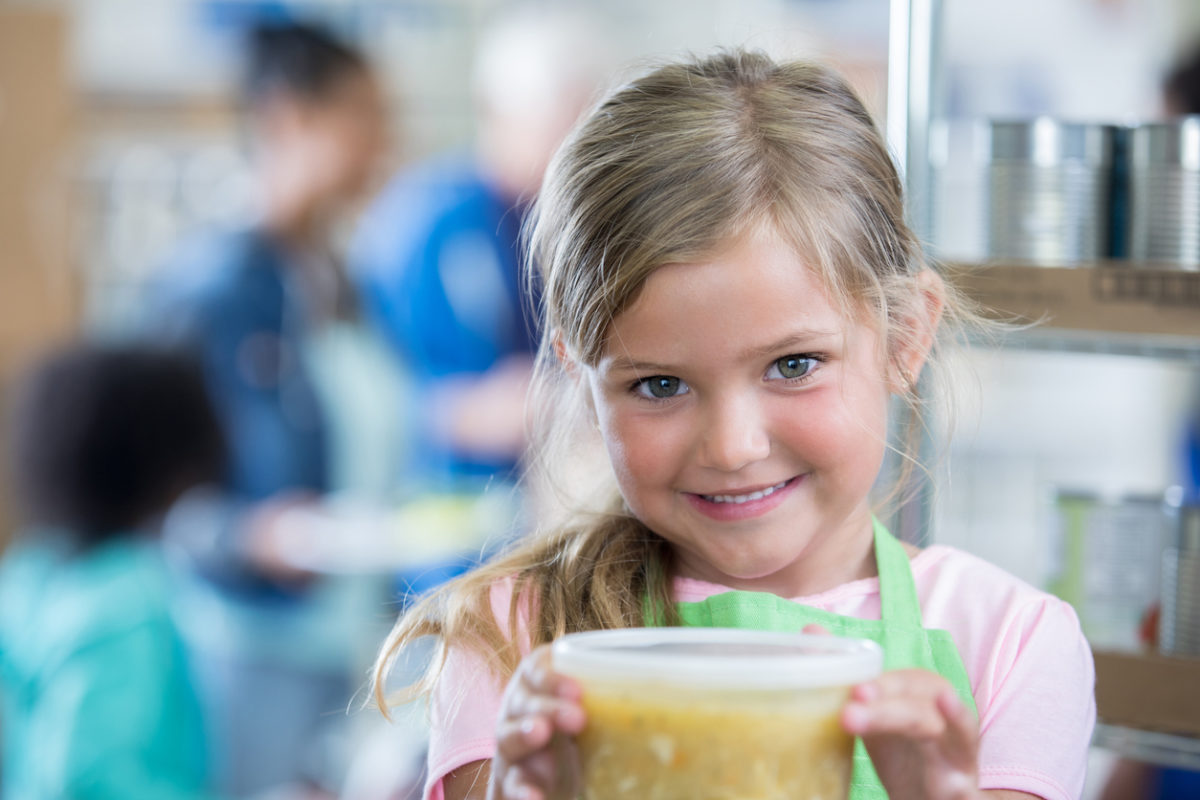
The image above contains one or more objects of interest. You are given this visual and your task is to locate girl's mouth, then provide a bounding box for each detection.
[697,479,790,504]
[685,476,801,520]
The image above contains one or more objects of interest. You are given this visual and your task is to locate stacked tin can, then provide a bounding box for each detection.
[1051,491,1170,649]
[985,119,1117,264]
[1129,117,1200,270]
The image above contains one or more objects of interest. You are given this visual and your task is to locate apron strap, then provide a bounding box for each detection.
[872,516,925,629]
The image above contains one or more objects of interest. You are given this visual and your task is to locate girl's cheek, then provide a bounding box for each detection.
[606,414,674,479]
[605,415,649,469]
[644,435,694,490]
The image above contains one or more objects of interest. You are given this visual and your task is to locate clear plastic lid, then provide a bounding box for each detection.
[552,628,883,690]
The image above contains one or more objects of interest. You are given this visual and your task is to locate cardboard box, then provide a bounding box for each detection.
[947,263,1200,343]
[1093,649,1200,736]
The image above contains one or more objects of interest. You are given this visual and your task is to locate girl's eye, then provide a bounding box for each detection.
[635,375,689,399]
[768,355,819,381]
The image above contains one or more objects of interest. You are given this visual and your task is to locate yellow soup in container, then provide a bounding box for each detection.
[552,628,882,800]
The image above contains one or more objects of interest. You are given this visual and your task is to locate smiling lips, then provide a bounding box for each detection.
[686,477,800,521]
[699,480,790,504]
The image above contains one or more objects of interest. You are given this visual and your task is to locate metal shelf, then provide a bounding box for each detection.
[983,326,1200,363]
[1093,723,1200,771]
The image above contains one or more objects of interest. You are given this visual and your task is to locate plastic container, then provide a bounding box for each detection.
[552,628,883,800]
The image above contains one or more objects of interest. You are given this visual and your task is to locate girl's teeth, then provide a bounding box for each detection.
[702,480,788,504]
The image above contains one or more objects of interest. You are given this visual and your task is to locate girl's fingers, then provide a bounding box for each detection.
[493,647,589,799]
[843,670,974,744]
[843,694,946,738]
[802,623,831,635]
[505,693,586,733]
[500,646,585,736]
[494,646,589,799]
[521,646,582,701]
[511,751,560,796]
[496,715,553,762]
[501,764,543,800]
[496,725,576,799]
[859,668,941,698]
[936,687,980,763]
[845,670,982,796]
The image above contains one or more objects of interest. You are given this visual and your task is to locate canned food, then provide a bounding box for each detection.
[1049,491,1169,649]
[1129,118,1200,269]
[1161,505,1200,655]
[985,119,1117,265]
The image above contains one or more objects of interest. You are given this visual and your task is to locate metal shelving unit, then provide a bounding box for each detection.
[888,0,1200,770]
[951,262,1200,763]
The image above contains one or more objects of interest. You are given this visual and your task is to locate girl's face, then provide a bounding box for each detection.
[583,226,904,597]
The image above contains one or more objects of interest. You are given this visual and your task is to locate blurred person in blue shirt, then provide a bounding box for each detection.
[145,19,395,796]
[0,344,227,800]
[351,7,609,492]
[152,19,389,542]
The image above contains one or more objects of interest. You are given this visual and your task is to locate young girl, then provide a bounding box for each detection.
[373,50,1095,800]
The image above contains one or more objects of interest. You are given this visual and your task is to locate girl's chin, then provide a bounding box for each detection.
[674,538,808,588]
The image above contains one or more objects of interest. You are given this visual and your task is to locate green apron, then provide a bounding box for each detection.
[656,517,977,800]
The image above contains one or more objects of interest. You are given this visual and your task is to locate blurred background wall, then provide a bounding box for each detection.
[2,1,1200,797]
[7,0,1191,327]
[44,0,893,330]
[0,0,892,542]
[1,0,1193,572]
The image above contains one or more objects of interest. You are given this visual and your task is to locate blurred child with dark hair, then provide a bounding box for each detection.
[0,343,227,799]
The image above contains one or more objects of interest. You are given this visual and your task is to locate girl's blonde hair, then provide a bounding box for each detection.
[373,49,991,711]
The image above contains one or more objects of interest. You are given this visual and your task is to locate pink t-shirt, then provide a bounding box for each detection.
[423,545,1096,800]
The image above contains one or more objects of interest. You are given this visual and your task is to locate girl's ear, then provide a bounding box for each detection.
[553,331,601,425]
[552,330,578,377]
[889,268,945,394]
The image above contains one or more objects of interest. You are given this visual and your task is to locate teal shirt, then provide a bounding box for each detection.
[0,534,218,800]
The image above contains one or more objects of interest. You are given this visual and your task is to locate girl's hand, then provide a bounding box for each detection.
[489,645,586,800]
[843,669,982,800]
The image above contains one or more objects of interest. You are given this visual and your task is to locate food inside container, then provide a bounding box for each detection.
[552,628,883,800]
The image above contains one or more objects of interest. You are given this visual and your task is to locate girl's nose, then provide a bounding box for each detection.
[697,394,771,472]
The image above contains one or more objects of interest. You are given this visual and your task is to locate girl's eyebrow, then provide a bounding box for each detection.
[601,357,674,375]
[743,329,839,359]
[602,329,839,375]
